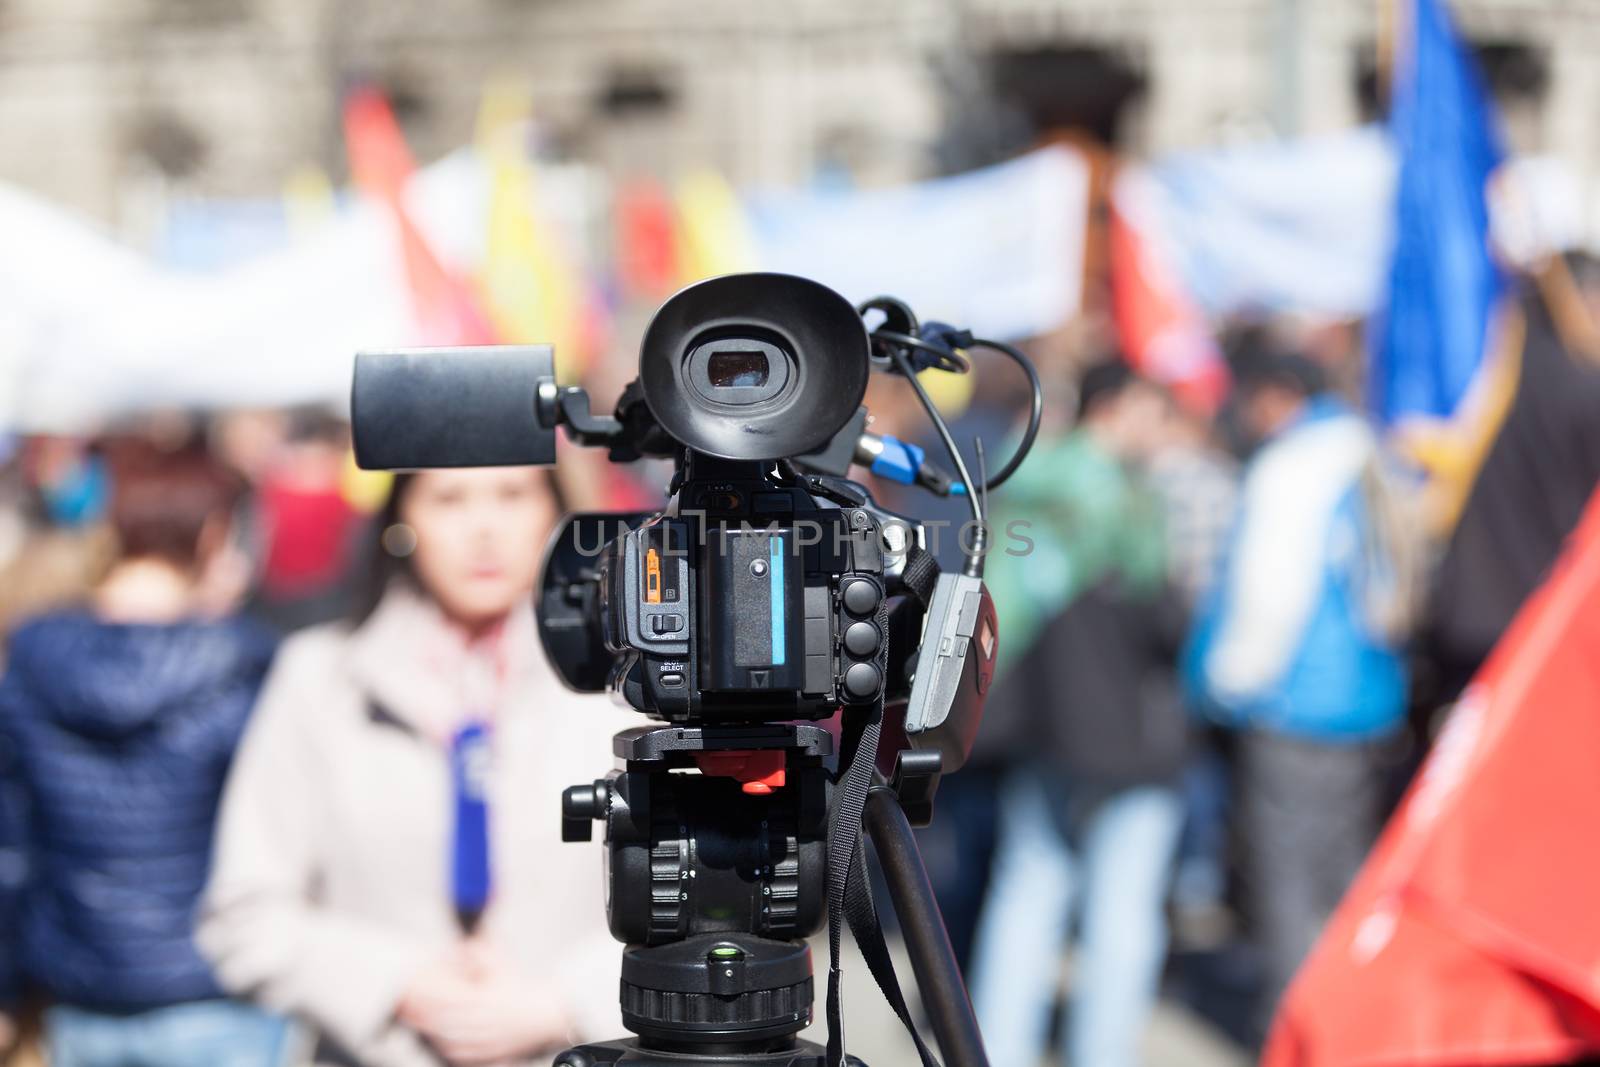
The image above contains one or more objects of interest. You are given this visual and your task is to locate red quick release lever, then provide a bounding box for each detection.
[692,749,787,795]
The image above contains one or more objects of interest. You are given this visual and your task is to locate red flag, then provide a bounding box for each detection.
[343,88,497,345]
[614,177,681,299]
[1108,171,1229,413]
[1265,486,1600,1067]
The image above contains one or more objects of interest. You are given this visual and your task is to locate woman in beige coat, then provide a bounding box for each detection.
[200,468,637,1067]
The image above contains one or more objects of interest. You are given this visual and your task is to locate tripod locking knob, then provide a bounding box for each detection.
[562,781,607,842]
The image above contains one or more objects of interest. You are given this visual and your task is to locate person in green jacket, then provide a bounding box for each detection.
[970,361,1189,1067]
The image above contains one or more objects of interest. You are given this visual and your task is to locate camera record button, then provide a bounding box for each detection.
[843,621,879,657]
[844,659,883,700]
[841,578,880,616]
[843,662,882,699]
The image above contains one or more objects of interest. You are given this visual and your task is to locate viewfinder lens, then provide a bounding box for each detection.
[707,350,770,388]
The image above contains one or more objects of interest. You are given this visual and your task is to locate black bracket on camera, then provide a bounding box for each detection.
[886,749,943,828]
[537,381,618,443]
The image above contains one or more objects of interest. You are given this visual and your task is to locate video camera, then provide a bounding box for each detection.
[351,272,1040,1067]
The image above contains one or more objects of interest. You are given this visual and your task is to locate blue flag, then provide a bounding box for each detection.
[1371,0,1507,426]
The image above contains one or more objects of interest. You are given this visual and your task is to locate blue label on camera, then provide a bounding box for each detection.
[770,535,786,666]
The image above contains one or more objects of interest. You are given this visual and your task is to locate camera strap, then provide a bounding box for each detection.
[824,712,940,1067]
[900,543,941,612]
[824,543,945,1066]
[844,828,941,1067]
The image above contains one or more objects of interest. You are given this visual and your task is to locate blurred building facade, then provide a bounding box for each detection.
[0,0,1594,225]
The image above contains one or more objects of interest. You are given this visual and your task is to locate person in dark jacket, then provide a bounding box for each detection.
[1423,265,1600,702]
[0,441,289,1067]
[0,703,22,1056]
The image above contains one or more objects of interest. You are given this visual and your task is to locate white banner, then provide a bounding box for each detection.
[747,147,1088,341]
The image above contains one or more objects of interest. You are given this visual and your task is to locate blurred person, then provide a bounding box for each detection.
[1422,258,1600,704]
[865,374,1020,974]
[0,646,20,1061]
[969,361,1189,1067]
[1146,398,1241,946]
[0,451,32,642]
[211,411,291,488]
[0,437,24,572]
[905,405,1016,977]
[250,409,366,632]
[1146,400,1238,612]
[23,437,108,530]
[0,443,288,1067]
[200,467,634,1067]
[1186,352,1414,1031]
[0,440,117,641]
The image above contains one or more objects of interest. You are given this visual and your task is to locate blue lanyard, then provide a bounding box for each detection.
[450,719,492,933]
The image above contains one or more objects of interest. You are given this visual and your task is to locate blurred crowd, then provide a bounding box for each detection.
[909,253,1600,1067]
[0,410,640,1067]
[0,257,1598,1067]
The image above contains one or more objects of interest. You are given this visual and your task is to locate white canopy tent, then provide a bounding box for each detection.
[0,145,1096,433]
[0,154,504,433]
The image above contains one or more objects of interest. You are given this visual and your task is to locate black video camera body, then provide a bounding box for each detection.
[355,273,993,765]
[560,475,894,722]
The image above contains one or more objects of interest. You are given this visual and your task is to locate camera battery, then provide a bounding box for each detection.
[701,528,803,692]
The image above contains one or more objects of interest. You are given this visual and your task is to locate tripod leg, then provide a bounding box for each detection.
[862,787,991,1067]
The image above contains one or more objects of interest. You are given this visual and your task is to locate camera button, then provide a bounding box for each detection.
[843,621,879,657]
[659,672,684,688]
[841,578,880,616]
[843,662,881,699]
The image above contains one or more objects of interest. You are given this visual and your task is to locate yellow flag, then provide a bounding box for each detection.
[675,169,755,284]
[475,79,585,378]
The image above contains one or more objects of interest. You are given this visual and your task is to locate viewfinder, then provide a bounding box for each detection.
[639,273,871,460]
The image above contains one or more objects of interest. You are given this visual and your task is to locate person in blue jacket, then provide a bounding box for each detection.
[0,441,289,1067]
[1186,351,1415,1032]
[0,703,23,1055]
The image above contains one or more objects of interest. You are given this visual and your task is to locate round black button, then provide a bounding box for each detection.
[843,662,882,700]
[841,578,880,616]
[843,621,879,657]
